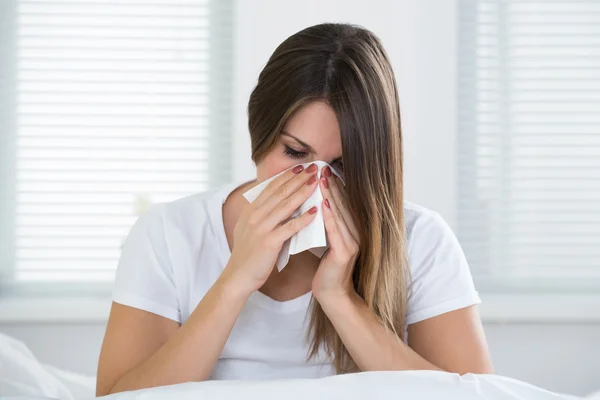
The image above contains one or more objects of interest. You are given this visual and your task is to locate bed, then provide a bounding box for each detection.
[1,332,595,400]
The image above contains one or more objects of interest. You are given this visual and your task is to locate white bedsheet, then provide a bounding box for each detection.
[0,333,95,400]
[1,332,597,400]
[99,371,581,400]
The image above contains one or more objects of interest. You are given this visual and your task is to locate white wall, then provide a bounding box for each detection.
[232,0,457,224]
[1,0,599,397]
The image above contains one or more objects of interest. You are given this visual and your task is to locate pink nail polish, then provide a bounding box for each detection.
[324,199,330,208]
[292,165,304,174]
[321,176,329,189]
[308,206,318,215]
[306,163,317,174]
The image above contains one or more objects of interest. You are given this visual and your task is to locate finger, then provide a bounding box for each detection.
[321,197,347,253]
[258,163,317,218]
[273,205,319,243]
[326,172,360,242]
[252,164,305,208]
[263,172,319,231]
[320,172,357,246]
[254,163,317,220]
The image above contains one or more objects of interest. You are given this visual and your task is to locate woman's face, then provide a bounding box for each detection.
[256,101,343,182]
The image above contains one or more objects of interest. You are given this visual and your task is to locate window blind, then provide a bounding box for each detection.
[11,0,232,282]
[457,0,600,285]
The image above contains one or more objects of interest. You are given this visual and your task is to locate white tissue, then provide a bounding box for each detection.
[242,161,344,271]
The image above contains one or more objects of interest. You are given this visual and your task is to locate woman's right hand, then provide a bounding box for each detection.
[223,163,319,294]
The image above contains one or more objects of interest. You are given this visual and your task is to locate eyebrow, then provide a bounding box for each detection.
[281,131,343,163]
[281,131,315,153]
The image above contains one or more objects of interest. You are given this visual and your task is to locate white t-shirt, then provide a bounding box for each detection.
[112,182,480,380]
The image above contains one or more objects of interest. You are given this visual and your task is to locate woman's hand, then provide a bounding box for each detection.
[312,165,361,303]
[223,163,319,295]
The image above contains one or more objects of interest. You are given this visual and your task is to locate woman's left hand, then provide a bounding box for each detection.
[312,165,361,303]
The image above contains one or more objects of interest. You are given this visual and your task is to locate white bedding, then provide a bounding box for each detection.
[0,333,96,399]
[99,371,581,400]
[1,332,596,400]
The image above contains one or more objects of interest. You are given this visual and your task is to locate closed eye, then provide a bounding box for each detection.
[283,144,308,159]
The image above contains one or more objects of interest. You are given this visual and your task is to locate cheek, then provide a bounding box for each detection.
[256,147,299,181]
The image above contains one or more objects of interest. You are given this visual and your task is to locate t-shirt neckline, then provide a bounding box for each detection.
[209,181,313,313]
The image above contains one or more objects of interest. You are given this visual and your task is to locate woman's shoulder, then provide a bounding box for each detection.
[404,203,481,325]
[403,201,465,268]
[402,202,480,326]
[403,202,450,243]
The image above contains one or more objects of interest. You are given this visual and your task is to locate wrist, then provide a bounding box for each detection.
[217,266,255,302]
[314,288,357,311]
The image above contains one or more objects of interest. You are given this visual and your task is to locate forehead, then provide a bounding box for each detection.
[282,101,342,159]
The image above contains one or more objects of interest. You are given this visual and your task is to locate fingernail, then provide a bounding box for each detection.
[324,199,330,208]
[306,163,317,174]
[323,166,332,177]
[321,176,329,189]
[307,175,317,185]
[308,206,318,215]
[292,165,304,174]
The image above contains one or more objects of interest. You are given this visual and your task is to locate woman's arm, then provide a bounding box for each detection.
[96,272,250,396]
[407,305,493,374]
[317,293,493,374]
[97,166,321,395]
[314,168,493,374]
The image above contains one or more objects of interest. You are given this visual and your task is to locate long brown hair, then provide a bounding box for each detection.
[247,23,407,374]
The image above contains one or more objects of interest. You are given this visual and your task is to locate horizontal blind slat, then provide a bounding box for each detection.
[12,0,229,283]
[457,0,600,282]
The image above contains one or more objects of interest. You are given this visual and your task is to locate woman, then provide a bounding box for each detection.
[96,23,493,396]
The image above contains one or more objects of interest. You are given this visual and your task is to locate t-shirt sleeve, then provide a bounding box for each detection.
[112,205,181,323]
[405,210,481,326]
